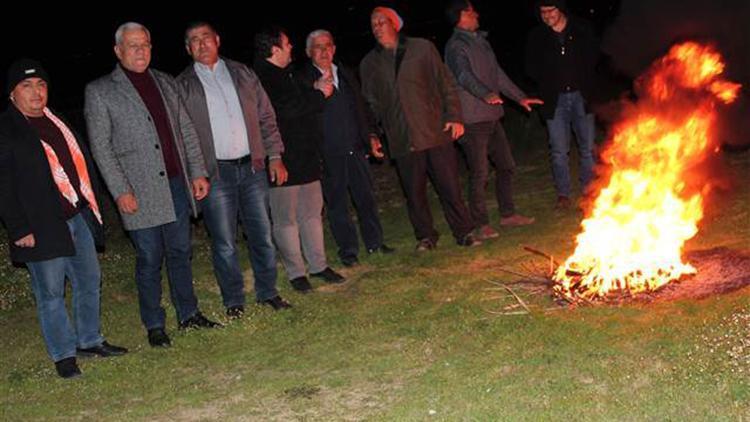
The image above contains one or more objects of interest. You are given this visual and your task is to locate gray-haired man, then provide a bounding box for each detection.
[85,22,220,348]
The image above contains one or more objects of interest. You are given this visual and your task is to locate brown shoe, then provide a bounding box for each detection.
[473,225,500,240]
[555,196,571,210]
[500,214,536,226]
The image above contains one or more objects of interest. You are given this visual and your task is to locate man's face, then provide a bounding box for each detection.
[273,33,293,68]
[186,25,221,66]
[11,77,48,117]
[307,34,336,69]
[540,6,564,29]
[459,4,480,31]
[371,12,398,47]
[115,28,152,73]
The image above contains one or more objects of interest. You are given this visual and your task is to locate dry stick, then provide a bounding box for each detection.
[485,309,529,316]
[499,283,533,314]
[495,267,549,284]
[522,245,561,267]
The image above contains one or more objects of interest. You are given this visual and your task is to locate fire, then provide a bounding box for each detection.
[553,42,741,300]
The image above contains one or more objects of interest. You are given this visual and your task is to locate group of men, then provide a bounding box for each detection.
[0,0,598,378]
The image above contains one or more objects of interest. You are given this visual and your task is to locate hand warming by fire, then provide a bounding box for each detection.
[553,42,742,301]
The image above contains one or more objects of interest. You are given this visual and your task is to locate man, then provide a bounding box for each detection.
[300,29,394,267]
[360,7,479,251]
[0,59,127,378]
[253,26,345,293]
[85,22,220,348]
[444,0,541,240]
[526,0,599,209]
[177,22,291,314]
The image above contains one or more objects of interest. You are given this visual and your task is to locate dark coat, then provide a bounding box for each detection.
[0,106,104,263]
[297,61,377,156]
[360,36,463,159]
[253,58,325,187]
[525,16,599,119]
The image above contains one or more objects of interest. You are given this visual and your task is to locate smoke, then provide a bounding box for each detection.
[602,0,750,147]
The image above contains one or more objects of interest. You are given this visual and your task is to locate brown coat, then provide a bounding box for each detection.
[360,36,462,159]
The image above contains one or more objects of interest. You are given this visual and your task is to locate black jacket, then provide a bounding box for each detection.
[525,16,599,119]
[253,59,325,187]
[297,61,377,157]
[0,106,104,263]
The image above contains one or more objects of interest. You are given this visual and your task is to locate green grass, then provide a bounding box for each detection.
[2,116,749,420]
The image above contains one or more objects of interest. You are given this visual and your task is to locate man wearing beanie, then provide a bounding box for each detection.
[525,0,599,209]
[360,7,480,252]
[85,22,220,348]
[0,59,127,378]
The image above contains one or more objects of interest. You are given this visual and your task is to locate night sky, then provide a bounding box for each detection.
[3,0,748,147]
[0,0,618,112]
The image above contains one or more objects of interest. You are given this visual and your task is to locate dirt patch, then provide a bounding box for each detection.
[639,247,750,302]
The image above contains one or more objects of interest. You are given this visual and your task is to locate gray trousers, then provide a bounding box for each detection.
[269,181,328,280]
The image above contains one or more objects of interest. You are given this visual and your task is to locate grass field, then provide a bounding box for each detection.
[1,115,749,421]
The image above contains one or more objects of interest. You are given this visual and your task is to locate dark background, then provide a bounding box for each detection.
[1,0,747,146]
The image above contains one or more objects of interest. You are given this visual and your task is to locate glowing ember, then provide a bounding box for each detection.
[553,42,741,300]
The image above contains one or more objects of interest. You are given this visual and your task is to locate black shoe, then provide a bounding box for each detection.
[310,267,345,284]
[54,357,81,379]
[341,255,359,267]
[179,311,223,330]
[367,244,395,254]
[415,238,436,252]
[456,233,482,247]
[226,305,245,319]
[290,276,313,293]
[147,328,172,348]
[261,295,292,310]
[77,341,128,358]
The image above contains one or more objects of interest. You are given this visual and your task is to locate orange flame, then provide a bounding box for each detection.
[553,42,741,300]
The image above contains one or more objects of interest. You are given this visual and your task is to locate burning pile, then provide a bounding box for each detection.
[553,42,741,301]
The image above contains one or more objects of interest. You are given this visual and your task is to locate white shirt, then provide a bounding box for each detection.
[194,59,250,160]
[314,63,339,89]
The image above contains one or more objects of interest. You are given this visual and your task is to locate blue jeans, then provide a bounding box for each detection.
[27,212,104,362]
[129,177,198,329]
[546,91,595,198]
[201,162,279,305]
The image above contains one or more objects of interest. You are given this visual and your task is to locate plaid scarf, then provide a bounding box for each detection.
[38,107,102,224]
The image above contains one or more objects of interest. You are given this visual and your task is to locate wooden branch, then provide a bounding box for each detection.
[499,283,533,314]
[522,245,561,267]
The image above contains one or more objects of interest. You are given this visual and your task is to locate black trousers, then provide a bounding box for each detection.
[460,119,516,225]
[394,142,474,243]
[322,151,384,260]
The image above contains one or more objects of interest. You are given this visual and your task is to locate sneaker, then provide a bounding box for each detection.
[310,267,345,284]
[261,295,292,310]
[367,244,396,254]
[290,276,314,292]
[226,305,245,319]
[555,196,571,209]
[456,233,482,247]
[179,311,223,330]
[147,328,171,347]
[473,225,500,240]
[415,238,436,252]
[54,357,81,379]
[499,214,535,226]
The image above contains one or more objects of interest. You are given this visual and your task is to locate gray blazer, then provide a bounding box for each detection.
[176,58,284,180]
[84,66,208,231]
